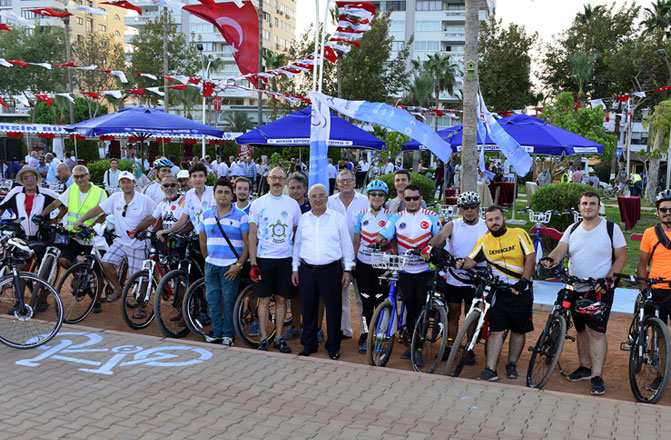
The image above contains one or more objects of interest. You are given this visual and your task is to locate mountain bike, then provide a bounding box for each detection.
[0,235,63,349]
[615,272,671,404]
[366,251,408,367]
[526,266,597,389]
[445,266,510,377]
[524,209,577,276]
[154,232,203,338]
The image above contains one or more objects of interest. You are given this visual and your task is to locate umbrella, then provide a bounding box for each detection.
[403,125,486,151]
[236,107,386,150]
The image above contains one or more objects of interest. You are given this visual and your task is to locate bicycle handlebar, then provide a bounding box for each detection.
[613,272,671,289]
[539,265,599,287]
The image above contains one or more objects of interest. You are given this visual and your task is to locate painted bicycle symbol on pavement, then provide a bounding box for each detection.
[14,332,213,375]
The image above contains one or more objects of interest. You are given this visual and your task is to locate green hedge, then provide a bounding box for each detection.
[530,182,597,232]
[377,171,436,205]
[88,159,136,184]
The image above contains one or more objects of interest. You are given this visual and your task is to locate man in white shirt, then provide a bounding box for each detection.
[292,183,354,360]
[74,171,157,302]
[248,167,302,354]
[103,158,121,193]
[327,158,337,195]
[135,174,188,234]
[327,169,369,343]
[229,156,241,178]
[217,157,229,179]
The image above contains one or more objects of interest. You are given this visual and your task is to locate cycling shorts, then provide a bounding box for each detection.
[571,288,614,334]
[651,289,671,324]
[253,257,292,299]
[444,284,476,306]
[488,287,534,334]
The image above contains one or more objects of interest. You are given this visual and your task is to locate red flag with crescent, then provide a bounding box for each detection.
[100,1,143,15]
[184,2,259,86]
[0,24,12,31]
[28,8,73,17]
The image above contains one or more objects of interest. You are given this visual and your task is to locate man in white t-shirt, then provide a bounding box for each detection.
[135,174,188,234]
[542,191,627,395]
[74,171,157,302]
[144,158,174,204]
[217,157,229,179]
[248,167,302,353]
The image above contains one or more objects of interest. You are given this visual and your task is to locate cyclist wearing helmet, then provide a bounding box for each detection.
[144,157,174,204]
[352,179,393,353]
[542,191,627,395]
[424,191,488,363]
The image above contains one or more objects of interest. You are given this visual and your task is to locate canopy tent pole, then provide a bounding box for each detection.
[74,136,78,160]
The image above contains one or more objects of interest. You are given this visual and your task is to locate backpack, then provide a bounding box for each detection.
[647,224,671,266]
[569,219,615,263]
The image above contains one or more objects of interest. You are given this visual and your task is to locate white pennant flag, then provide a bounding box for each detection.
[140,73,157,80]
[13,95,29,106]
[173,75,190,84]
[325,42,351,53]
[0,59,12,68]
[590,99,605,109]
[56,93,75,103]
[0,11,35,28]
[110,71,128,83]
[28,63,52,70]
[276,69,296,78]
[632,91,646,98]
[147,87,165,96]
[103,90,123,99]
[66,5,108,15]
[75,65,97,71]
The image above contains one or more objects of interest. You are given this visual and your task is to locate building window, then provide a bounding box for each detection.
[77,17,83,25]
[416,1,441,11]
[114,30,120,37]
[415,21,440,31]
[391,41,405,51]
[446,3,465,10]
[99,24,106,32]
[114,14,120,20]
[414,40,440,51]
[384,1,406,11]
[390,20,404,31]
[87,18,93,32]
[0,0,11,6]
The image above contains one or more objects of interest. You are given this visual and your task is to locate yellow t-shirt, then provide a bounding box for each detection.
[469,227,534,285]
[640,226,671,289]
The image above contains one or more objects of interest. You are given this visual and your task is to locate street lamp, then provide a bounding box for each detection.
[659,49,671,190]
[196,44,211,159]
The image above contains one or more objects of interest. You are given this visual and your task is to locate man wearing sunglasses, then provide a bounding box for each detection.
[134,174,188,235]
[74,171,157,303]
[377,184,441,362]
[387,170,427,213]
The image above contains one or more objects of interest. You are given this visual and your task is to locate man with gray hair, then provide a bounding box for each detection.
[56,162,74,188]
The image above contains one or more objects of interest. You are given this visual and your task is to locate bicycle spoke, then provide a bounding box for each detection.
[629,317,670,403]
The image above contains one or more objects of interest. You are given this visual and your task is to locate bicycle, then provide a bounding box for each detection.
[28,221,70,289]
[54,226,127,324]
[444,266,510,377]
[0,235,63,349]
[409,248,451,373]
[154,232,203,338]
[526,265,597,389]
[614,272,671,404]
[525,209,577,276]
[366,251,409,367]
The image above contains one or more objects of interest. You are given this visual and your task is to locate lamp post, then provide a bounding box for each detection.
[659,49,671,190]
[62,15,75,124]
[196,43,210,159]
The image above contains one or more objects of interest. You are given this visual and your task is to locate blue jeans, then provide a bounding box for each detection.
[205,262,240,338]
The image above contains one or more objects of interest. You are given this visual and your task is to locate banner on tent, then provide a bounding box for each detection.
[267,138,353,146]
[0,123,67,134]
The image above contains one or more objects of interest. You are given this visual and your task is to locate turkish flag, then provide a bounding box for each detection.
[82,92,100,100]
[0,96,8,108]
[100,1,143,15]
[0,24,11,31]
[184,2,259,86]
[35,94,54,106]
[28,8,73,17]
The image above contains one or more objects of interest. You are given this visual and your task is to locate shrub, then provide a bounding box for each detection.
[377,171,436,205]
[530,182,597,232]
[88,159,135,184]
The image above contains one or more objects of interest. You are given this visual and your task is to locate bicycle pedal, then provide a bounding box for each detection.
[620,342,631,351]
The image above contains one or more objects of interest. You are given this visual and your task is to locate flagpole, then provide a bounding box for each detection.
[313,0,320,92]
[317,0,332,93]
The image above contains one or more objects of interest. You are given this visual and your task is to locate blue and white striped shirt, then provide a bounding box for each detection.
[199,206,249,267]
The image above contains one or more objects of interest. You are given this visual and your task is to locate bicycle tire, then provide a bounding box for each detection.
[445,310,481,377]
[55,262,100,324]
[411,302,448,373]
[526,314,567,389]
[154,269,190,339]
[0,272,63,349]
[367,301,395,367]
[32,253,60,287]
[29,253,58,311]
[121,270,156,330]
[234,284,276,348]
[182,278,210,339]
[106,258,129,298]
[629,317,671,404]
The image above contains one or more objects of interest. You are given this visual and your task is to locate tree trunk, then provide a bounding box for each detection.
[645,130,663,203]
[461,0,479,193]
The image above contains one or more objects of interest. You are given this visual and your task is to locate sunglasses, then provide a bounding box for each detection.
[122,204,128,217]
[659,207,671,214]
[338,178,354,184]
[162,183,177,188]
[404,195,421,202]
[460,204,480,210]
[73,174,88,179]
[369,192,386,197]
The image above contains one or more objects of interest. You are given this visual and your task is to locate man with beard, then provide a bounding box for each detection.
[144,158,175,204]
[542,191,626,395]
[135,174,188,234]
[233,177,252,215]
[457,205,536,382]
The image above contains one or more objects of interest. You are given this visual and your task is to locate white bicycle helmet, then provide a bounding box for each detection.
[456,191,481,207]
[656,190,671,207]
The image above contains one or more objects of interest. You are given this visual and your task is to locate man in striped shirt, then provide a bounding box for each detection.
[199,178,250,346]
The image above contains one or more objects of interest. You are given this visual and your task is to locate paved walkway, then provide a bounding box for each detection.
[0,324,668,440]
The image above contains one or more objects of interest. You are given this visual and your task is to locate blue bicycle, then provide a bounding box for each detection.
[366,251,408,367]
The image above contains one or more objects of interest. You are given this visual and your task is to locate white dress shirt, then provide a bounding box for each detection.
[292,209,355,271]
[327,191,369,239]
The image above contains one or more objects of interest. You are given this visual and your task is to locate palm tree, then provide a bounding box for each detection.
[263,50,287,119]
[175,86,202,119]
[643,0,671,38]
[405,72,435,108]
[569,51,597,105]
[414,53,459,129]
[224,112,255,133]
[576,4,606,24]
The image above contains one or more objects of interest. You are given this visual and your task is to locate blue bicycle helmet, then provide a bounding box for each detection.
[153,157,173,169]
[366,179,389,194]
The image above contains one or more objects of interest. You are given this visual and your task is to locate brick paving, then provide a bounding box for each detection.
[0,324,668,440]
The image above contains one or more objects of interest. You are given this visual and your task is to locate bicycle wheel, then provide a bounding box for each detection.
[234,284,277,348]
[0,272,63,349]
[182,278,210,339]
[629,317,671,404]
[367,301,395,367]
[154,269,190,339]
[526,314,567,389]
[411,302,448,373]
[32,253,60,287]
[105,258,128,298]
[445,310,481,377]
[55,262,100,324]
[121,270,156,330]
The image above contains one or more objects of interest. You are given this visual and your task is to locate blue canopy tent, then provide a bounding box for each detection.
[236,107,386,150]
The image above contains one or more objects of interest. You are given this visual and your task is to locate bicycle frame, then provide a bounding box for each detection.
[376,275,407,338]
[460,289,491,352]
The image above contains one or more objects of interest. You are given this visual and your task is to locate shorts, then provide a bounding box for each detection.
[651,289,671,324]
[59,241,92,263]
[445,284,476,305]
[488,287,534,334]
[253,257,292,298]
[571,288,614,334]
[102,241,148,275]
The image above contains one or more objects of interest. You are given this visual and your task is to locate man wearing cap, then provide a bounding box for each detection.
[39,165,107,270]
[177,170,191,193]
[144,158,174,204]
[74,171,157,302]
[587,168,600,189]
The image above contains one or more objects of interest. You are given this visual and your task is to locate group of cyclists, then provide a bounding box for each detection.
[3,155,671,399]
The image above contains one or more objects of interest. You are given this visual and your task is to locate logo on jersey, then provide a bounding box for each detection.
[171,205,176,211]
[398,222,406,230]
[363,220,369,226]
[378,220,386,227]
[420,221,429,229]
[270,219,288,242]
[280,211,288,218]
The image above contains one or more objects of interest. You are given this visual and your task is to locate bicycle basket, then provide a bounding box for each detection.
[439,205,459,222]
[370,252,408,271]
[528,210,552,224]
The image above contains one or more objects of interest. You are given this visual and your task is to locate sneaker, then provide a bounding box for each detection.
[590,376,605,395]
[274,337,292,354]
[7,303,19,316]
[204,335,222,344]
[464,350,476,365]
[92,301,102,314]
[284,327,300,341]
[505,362,519,379]
[249,322,260,337]
[317,329,324,344]
[222,337,234,347]
[400,348,411,359]
[358,333,368,346]
[414,349,425,368]
[358,343,367,354]
[647,376,664,392]
[132,309,147,320]
[258,338,269,351]
[567,366,592,382]
[478,367,499,382]
[35,302,49,313]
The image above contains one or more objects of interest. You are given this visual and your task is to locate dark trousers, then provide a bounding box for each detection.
[356,171,366,188]
[354,260,387,332]
[398,272,433,333]
[329,178,335,195]
[299,262,343,354]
